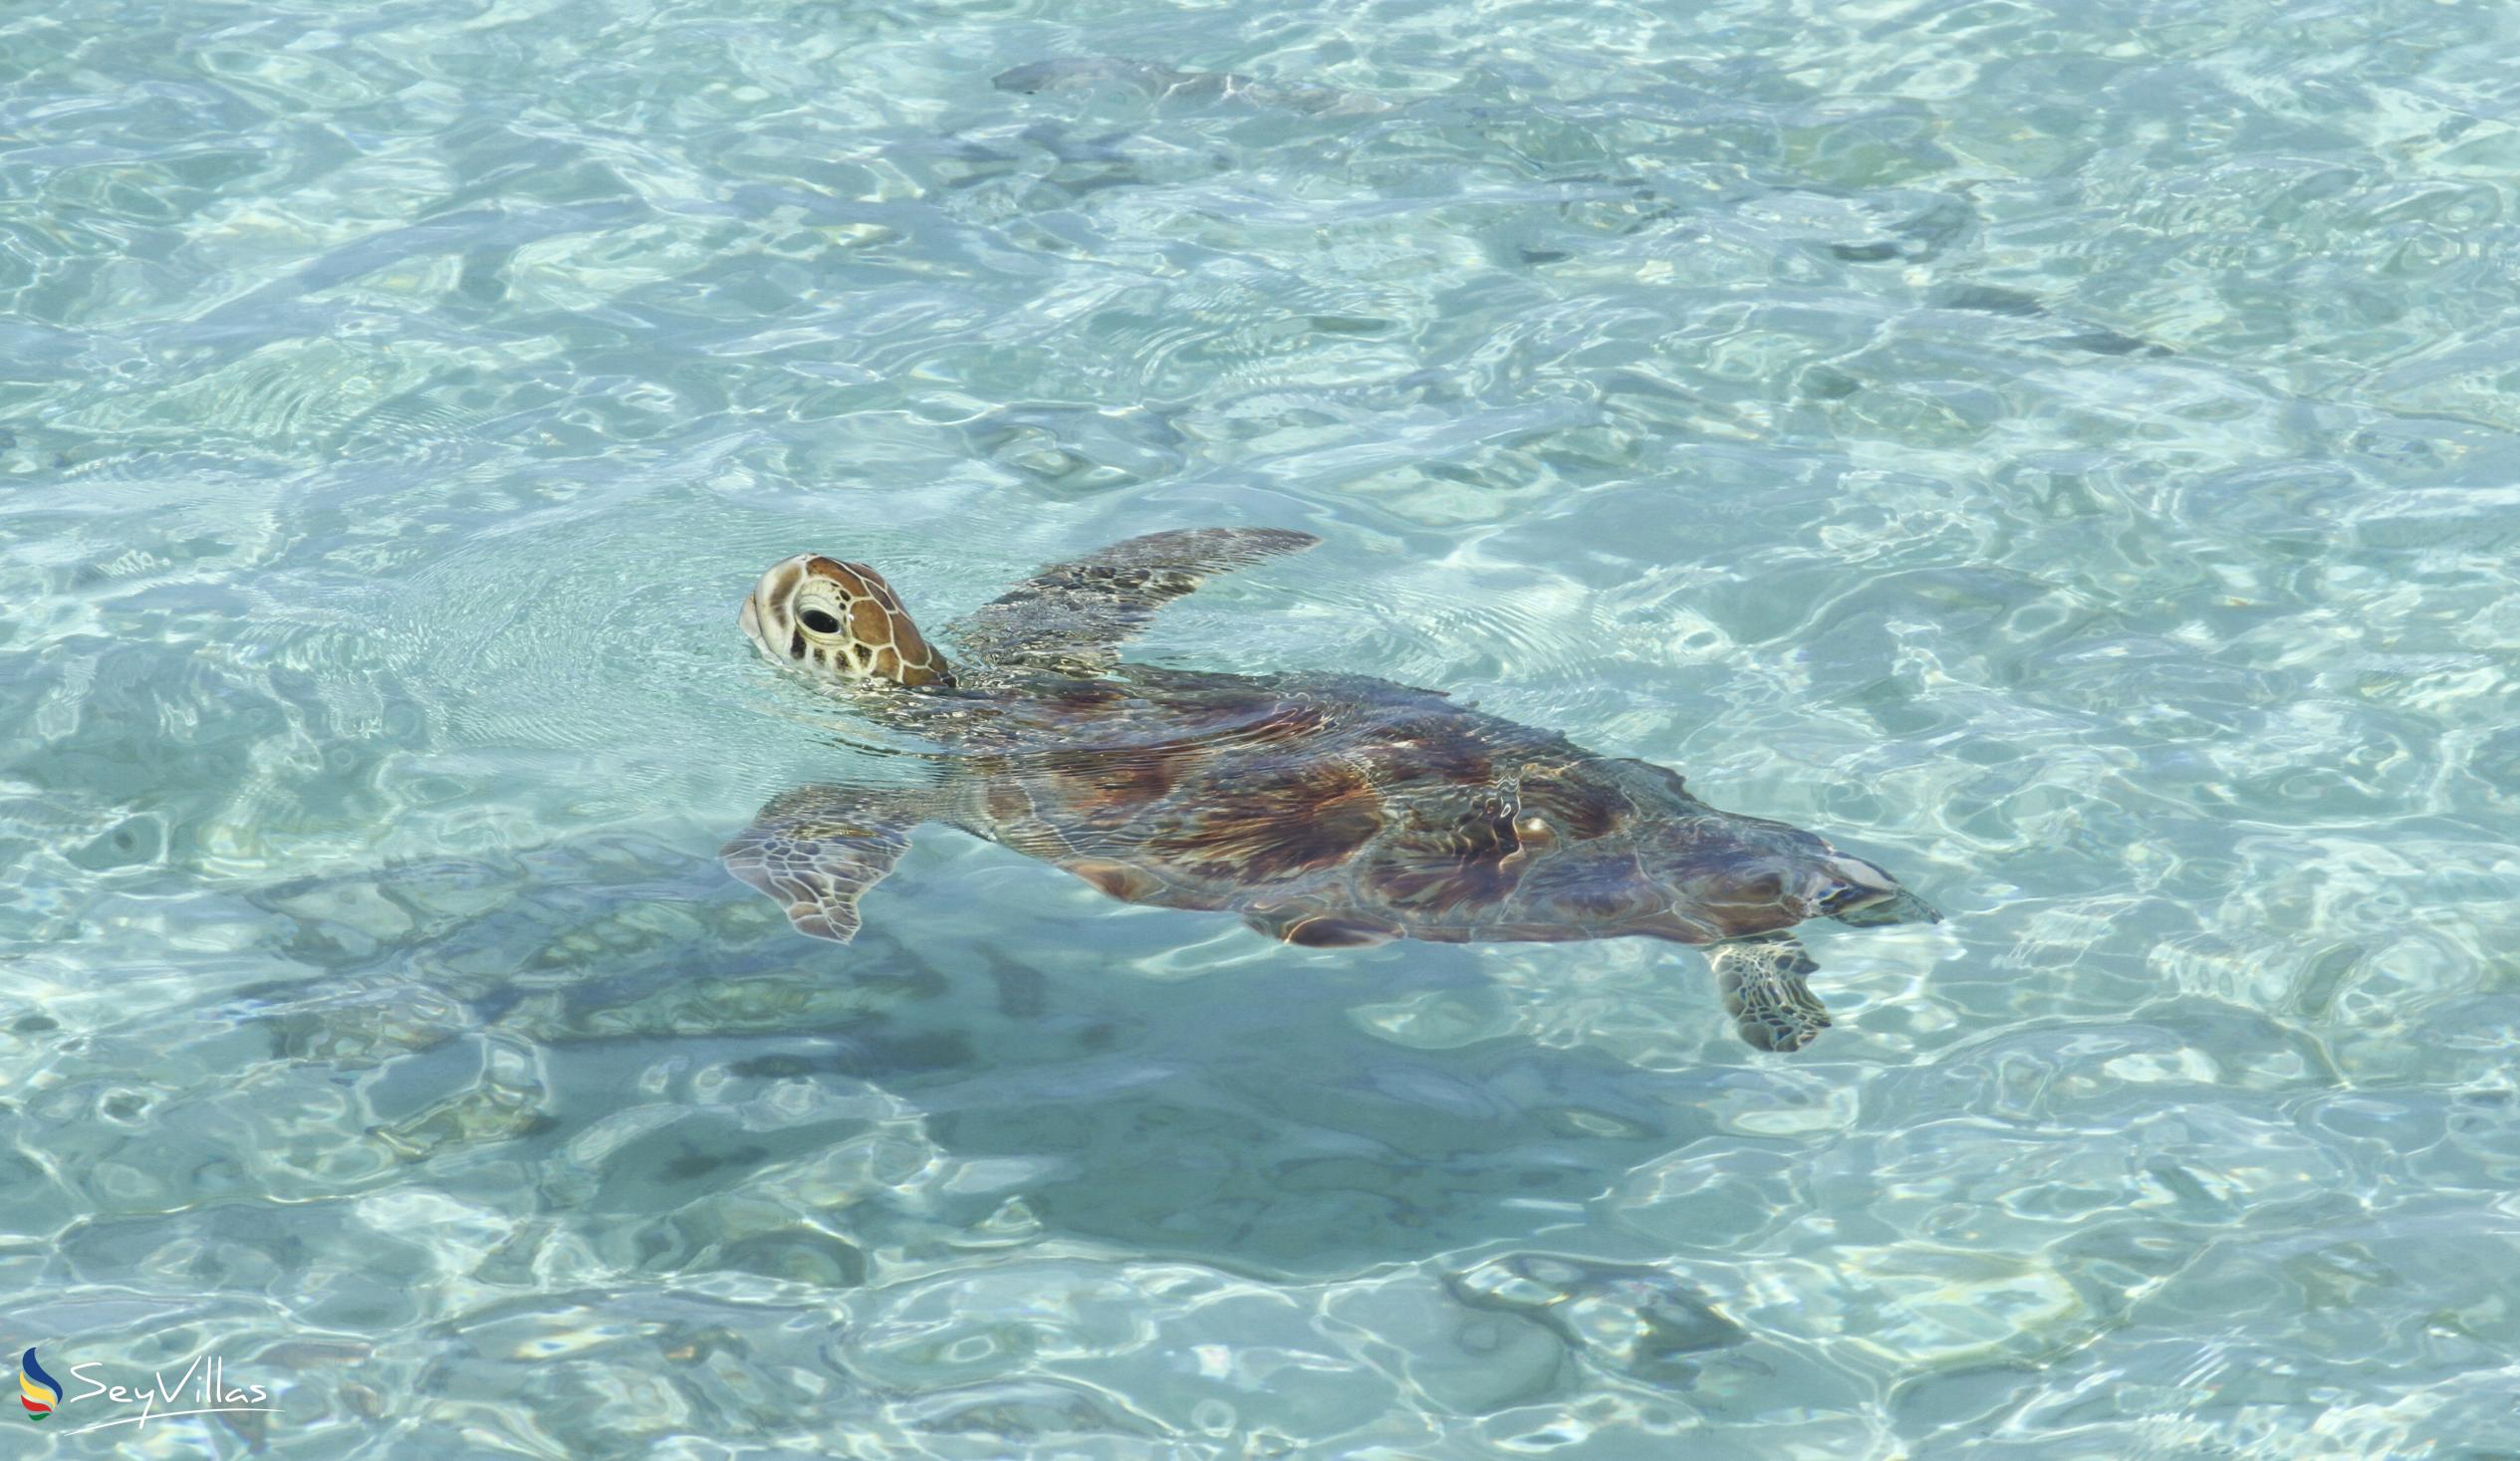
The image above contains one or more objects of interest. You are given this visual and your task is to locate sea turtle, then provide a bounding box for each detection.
[726,529,1936,1051]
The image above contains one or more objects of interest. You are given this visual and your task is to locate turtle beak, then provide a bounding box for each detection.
[738,593,765,653]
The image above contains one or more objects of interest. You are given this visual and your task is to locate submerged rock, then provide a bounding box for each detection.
[1446,1251,1746,1386]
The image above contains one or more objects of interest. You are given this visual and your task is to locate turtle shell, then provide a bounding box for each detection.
[956,669,1901,954]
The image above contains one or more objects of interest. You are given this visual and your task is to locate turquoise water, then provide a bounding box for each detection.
[7,0,2520,1453]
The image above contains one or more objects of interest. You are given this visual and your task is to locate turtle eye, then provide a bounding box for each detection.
[799,609,843,635]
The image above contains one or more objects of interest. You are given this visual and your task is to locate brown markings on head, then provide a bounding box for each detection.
[847,595,890,645]
[1147,760,1382,882]
[762,556,952,688]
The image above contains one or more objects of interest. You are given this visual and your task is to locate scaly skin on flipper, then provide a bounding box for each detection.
[944,527,1320,672]
[725,528,1938,1051]
[1710,934,1831,1052]
[720,784,919,942]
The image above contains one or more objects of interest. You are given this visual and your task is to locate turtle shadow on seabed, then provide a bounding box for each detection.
[816,931,1724,1280]
[232,834,1788,1283]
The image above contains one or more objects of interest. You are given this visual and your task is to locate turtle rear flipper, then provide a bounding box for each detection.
[1818,854,1940,927]
[1242,901,1403,947]
[1709,933,1831,1052]
[947,527,1319,668]
[722,785,920,942]
[1830,886,1939,927]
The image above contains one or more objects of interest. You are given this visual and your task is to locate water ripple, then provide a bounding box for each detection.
[9,0,2520,1453]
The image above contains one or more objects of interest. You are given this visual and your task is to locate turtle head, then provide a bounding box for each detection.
[740,555,954,689]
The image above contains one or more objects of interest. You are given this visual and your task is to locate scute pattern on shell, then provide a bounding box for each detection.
[943,673,1904,959]
[1143,759,1386,882]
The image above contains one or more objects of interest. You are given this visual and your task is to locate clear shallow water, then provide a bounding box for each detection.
[6,0,2520,1454]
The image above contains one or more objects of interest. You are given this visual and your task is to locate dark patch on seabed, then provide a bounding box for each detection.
[239,838,1735,1278]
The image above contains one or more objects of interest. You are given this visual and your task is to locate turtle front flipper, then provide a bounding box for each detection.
[946,527,1319,668]
[1708,933,1831,1052]
[722,785,920,942]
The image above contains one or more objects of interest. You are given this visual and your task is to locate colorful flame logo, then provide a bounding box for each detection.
[19,1348,59,1421]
